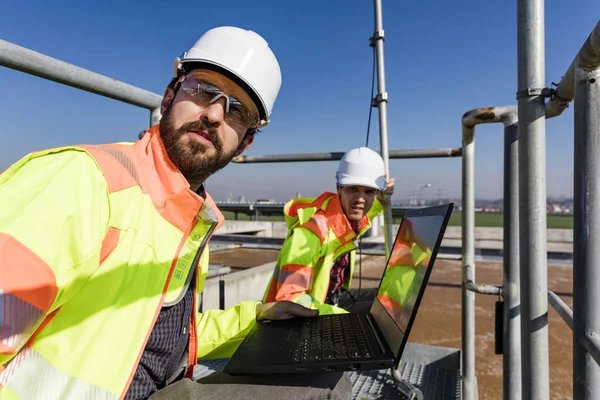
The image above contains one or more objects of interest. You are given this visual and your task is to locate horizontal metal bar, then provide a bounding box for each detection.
[462,106,518,130]
[208,244,242,253]
[206,265,232,278]
[209,237,464,260]
[216,202,417,219]
[0,40,163,110]
[464,264,503,296]
[231,147,462,164]
[548,291,600,367]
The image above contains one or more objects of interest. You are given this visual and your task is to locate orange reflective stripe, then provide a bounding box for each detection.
[301,214,329,243]
[81,144,139,194]
[275,264,313,301]
[286,192,331,218]
[0,347,118,399]
[99,227,120,265]
[263,279,279,302]
[0,234,57,354]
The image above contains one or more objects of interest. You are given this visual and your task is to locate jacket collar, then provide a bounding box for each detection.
[322,193,372,245]
[132,125,224,232]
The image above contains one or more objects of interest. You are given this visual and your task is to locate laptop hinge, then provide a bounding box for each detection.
[365,313,388,354]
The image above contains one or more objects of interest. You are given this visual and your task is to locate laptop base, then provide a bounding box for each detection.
[224,314,395,375]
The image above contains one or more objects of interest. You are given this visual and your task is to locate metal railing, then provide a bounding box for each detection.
[0,40,163,127]
[460,13,600,400]
[1,2,600,399]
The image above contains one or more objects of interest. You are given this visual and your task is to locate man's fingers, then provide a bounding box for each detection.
[284,301,319,317]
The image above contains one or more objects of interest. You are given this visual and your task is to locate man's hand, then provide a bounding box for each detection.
[377,177,395,204]
[256,301,319,321]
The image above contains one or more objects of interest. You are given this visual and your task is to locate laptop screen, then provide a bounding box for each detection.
[369,204,452,365]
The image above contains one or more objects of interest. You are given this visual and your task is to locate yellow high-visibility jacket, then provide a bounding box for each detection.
[262,192,383,314]
[0,126,258,399]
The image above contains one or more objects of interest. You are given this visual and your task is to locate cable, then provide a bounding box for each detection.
[344,43,377,311]
[357,235,363,303]
[365,46,377,148]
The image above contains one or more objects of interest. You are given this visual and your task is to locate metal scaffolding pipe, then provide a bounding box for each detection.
[545,21,600,118]
[461,105,520,400]
[573,54,600,398]
[548,291,574,331]
[517,0,550,398]
[464,264,503,296]
[548,291,600,372]
[231,147,462,163]
[372,0,394,258]
[503,118,522,400]
[0,40,163,111]
[461,122,477,400]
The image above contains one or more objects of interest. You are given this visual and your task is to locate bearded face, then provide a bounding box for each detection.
[159,104,240,184]
[156,69,259,188]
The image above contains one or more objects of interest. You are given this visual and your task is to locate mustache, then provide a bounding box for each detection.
[177,121,222,150]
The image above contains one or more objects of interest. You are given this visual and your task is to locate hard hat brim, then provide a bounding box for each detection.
[337,176,385,191]
[179,60,269,126]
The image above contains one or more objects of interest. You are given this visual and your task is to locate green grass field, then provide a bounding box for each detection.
[445,211,573,229]
[221,210,574,229]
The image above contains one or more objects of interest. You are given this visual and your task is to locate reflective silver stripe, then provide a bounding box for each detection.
[0,348,118,400]
[197,201,219,224]
[0,289,43,351]
[84,145,139,183]
[295,293,317,308]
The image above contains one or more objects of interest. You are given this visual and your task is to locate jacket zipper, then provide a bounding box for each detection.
[166,220,218,306]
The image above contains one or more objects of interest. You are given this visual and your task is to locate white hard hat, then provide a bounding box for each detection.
[174,26,282,128]
[336,147,386,190]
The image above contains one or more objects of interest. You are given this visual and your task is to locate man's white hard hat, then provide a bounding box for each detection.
[336,147,386,191]
[174,26,282,128]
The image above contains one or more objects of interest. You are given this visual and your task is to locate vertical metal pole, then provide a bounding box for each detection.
[517,0,549,398]
[372,0,394,258]
[573,64,600,399]
[503,120,522,399]
[461,125,477,400]
[150,107,161,127]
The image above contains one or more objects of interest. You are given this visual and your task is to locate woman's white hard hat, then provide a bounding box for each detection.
[336,147,386,191]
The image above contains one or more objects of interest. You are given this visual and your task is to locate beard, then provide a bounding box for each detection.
[159,104,238,185]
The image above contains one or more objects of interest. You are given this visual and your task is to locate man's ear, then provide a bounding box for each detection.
[234,134,254,157]
[161,88,175,114]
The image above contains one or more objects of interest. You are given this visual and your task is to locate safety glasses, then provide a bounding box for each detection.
[178,74,259,129]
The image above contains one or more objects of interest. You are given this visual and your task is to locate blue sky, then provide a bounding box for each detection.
[1,1,598,202]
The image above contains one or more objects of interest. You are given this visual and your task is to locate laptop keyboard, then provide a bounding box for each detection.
[292,314,372,363]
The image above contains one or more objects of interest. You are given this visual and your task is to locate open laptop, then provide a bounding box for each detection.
[223,203,454,375]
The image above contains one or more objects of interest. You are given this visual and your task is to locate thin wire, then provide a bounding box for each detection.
[365,46,377,148]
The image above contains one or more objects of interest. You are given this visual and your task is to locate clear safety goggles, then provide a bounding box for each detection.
[178,74,259,129]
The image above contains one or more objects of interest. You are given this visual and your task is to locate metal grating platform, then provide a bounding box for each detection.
[349,361,461,400]
[193,344,461,400]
